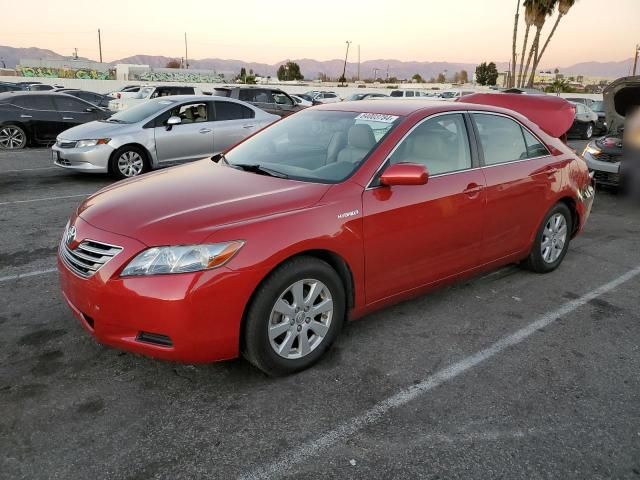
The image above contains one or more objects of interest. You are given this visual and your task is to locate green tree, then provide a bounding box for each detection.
[475,62,499,86]
[459,70,469,83]
[522,0,558,87]
[412,73,424,83]
[436,73,446,83]
[544,78,573,93]
[165,59,181,69]
[240,67,247,81]
[277,61,304,81]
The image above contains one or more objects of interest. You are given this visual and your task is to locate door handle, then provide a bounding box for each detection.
[199,128,212,134]
[463,183,483,198]
[243,124,256,129]
[62,117,74,120]
[20,114,32,118]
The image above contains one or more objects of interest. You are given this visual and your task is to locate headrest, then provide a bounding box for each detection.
[348,124,376,150]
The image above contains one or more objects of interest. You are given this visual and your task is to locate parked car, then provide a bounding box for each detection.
[345,92,389,101]
[53,95,278,178]
[582,76,640,188]
[290,95,313,107]
[588,100,607,134]
[109,85,198,111]
[567,101,598,139]
[389,90,433,98]
[107,85,145,99]
[305,91,341,104]
[438,90,475,100]
[56,89,113,110]
[566,97,595,108]
[0,81,20,93]
[212,87,305,117]
[58,94,593,375]
[22,83,62,91]
[0,92,110,149]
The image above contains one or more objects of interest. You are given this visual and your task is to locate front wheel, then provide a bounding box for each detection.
[242,256,346,376]
[109,146,148,179]
[0,125,28,150]
[582,122,594,140]
[523,203,573,273]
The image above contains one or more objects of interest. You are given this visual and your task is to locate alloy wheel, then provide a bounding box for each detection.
[117,151,144,177]
[0,126,26,149]
[585,124,593,139]
[541,213,568,263]
[268,279,334,359]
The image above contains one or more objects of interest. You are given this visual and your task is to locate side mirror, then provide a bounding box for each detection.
[380,163,429,186]
[166,115,181,130]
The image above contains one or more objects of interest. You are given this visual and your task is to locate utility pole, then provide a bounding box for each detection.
[98,29,103,63]
[184,32,189,69]
[386,64,389,81]
[73,48,78,60]
[357,44,360,81]
[373,68,379,81]
[633,44,639,76]
[341,40,351,85]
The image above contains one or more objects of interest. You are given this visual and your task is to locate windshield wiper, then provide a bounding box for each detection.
[231,163,288,179]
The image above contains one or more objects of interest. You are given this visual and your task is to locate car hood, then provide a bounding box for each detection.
[603,76,640,134]
[77,159,331,246]
[58,120,131,141]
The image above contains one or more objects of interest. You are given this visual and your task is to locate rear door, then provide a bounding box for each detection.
[211,100,257,152]
[471,112,562,263]
[154,100,216,162]
[11,95,59,142]
[363,112,486,303]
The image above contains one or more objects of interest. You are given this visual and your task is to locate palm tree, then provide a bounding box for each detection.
[517,0,536,87]
[522,0,558,88]
[529,0,577,85]
[510,0,521,88]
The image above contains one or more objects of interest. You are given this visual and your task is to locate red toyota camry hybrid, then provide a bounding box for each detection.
[58,94,594,375]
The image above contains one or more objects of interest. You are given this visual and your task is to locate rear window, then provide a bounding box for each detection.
[473,113,528,165]
[12,95,55,110]
[215,101,255,120]
[390,90,403,97]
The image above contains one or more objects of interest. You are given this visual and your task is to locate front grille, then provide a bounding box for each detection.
[56,157,72,166]
[592,171,620,185]
[137,332,173,347]
[60,238,122,278]
[56,140,77,149]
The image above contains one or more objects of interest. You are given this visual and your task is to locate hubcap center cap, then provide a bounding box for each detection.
[295,311,305,324]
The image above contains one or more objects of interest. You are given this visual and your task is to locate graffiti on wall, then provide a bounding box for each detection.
[136,70,224,83]
[16,66,116,80]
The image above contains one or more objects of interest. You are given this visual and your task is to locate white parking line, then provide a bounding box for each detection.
[3,166,57,173]
[0,193,91,206]
[239,264,640,480]
[0,267,57,283]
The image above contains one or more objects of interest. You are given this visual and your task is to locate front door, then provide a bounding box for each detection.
[154,101,215,162]
[52,96,99,134]
[363,113,486,304]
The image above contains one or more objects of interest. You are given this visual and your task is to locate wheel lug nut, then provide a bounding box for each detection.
[304,306,309,312]
[305,317,311,323]
[297,325,302,331]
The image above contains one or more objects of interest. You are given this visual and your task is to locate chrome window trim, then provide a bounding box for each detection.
[468,110,551,165]
[365,111,473,190]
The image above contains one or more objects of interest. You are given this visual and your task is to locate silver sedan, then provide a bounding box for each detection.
[52,95,279,178]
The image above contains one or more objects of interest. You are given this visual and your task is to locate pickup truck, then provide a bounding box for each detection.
[212,87,305,117]
[109,85,198,111]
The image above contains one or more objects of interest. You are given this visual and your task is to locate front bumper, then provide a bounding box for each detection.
[58,217,266,363]
[52,143,114,173]
[582,150,621,186]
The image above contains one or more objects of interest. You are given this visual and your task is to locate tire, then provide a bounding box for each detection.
[582,122,594,140]
[0,124,28,150]
[242,256,346,376]
[523,203,573,273]
[109,145,148,179]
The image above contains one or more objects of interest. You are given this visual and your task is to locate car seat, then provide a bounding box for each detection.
[337,124,376,164]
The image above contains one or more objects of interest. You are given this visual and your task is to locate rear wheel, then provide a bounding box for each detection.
[523,203,573,273]
[109,146,148,179]
[242,256,346,376]
[582,122,594,140]
[0,125,27,150]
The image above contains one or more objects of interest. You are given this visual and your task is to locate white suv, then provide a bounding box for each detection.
[305,91,341,104]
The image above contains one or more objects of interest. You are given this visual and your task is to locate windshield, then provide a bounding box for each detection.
[439,91,457,99]
[225,110,402,183]
[590,100,604,112]
[106,99,176,123]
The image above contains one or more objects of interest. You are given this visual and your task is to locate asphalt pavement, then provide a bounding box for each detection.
[1,142,639,480]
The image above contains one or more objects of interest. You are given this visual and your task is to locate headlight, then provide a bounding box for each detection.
[76,138,111,148]
[583,144,601,157]
[121,241,244,276]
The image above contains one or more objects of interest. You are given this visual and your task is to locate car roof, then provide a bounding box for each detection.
[313,99,473,116]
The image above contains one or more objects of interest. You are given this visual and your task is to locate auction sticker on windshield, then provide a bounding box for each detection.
[355,113,399,123]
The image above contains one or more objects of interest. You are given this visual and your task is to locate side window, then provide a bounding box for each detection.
[253,90,273,103]
[53,96,89,112]
[472,113,528,165]
[214,101,255,121]
[273,92,293,105]
[238,90,256,102]
[12,96,55,110]
[388,113,472,175]
[174,102,209,124]
[405,91,414,97]
[522,128,549,158]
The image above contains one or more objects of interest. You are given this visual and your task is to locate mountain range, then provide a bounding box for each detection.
[0,45,634,80]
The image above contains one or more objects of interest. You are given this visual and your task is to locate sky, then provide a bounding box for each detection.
[2,0,639,66]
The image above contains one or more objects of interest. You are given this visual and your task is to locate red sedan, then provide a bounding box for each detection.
[58,95,594,375]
